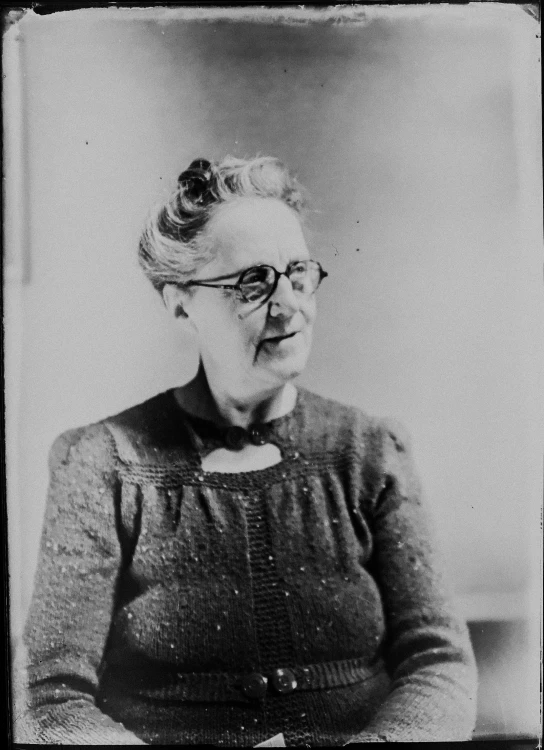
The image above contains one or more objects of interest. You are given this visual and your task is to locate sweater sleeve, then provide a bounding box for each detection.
[19,424,146,745]
[347,419,477,744]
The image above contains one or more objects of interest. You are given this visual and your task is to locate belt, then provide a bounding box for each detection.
[105,656,386,703]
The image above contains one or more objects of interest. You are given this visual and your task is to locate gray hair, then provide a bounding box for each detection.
[138,155,307,292]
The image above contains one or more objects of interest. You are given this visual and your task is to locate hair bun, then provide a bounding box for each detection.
[178,158,216,204]
[187,158,213,173]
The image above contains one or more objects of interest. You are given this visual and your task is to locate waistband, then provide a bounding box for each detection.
[104,656,386,703]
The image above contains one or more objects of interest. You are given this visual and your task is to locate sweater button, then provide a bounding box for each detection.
[271,668,297,694]
[240,672,268,699]
[225,427,246,451]
[249,426,268,446]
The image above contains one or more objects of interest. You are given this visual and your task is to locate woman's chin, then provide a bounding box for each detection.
[257,347,310,383]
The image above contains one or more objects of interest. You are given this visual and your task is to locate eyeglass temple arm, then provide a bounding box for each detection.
[184,280,239,290]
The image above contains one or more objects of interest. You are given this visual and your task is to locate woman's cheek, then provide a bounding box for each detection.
[303,297,317,328]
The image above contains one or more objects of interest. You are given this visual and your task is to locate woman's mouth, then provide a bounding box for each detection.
[257,331,300,355]
[263,332,298,345]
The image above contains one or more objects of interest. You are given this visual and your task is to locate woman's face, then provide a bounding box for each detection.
[182,197,317,395]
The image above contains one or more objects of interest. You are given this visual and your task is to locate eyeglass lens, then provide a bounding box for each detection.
[240,261,323,302]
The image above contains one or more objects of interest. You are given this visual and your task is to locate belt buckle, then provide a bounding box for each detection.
[270,667,297,694]
[240,672,268,699]
[239,667,299,699]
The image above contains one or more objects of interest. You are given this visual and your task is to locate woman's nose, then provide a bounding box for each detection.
[268,274,300,318]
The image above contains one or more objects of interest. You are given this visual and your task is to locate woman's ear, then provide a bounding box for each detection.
[162,284,189,319]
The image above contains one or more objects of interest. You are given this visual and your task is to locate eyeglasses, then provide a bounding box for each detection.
[184,260,328,304]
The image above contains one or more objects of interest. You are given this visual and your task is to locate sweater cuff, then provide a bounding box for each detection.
[344,733,389,744]
[18,702,148,745]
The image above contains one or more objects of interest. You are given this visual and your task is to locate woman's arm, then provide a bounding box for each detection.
[18,424,146,745]
[348,420,477,743]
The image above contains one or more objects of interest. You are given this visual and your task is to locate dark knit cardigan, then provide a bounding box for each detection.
[20,388,477,746]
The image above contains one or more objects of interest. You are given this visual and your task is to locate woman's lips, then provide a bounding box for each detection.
[263,331,298,344]
[257,331,300,354]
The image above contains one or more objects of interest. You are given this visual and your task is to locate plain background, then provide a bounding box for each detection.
[4,4,542,736]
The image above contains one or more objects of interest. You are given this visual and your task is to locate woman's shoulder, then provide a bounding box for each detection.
[48,421,115,470]
[50,389,183,466]
[297,387,370,423]
[296,388,414,458]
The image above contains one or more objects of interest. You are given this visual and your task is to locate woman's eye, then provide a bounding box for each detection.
[289,262,307,276]
[238,268,273,302]
[289,264,308,288]
[242,267,269,284]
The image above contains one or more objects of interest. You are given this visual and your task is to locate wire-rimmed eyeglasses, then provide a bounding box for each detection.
[183,260,328,305]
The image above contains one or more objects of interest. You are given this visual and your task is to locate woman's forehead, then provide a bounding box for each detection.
[205,198,308,271]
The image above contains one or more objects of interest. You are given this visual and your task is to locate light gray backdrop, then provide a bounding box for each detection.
[4,5,541,737]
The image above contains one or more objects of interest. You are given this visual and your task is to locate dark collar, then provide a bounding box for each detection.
[183,414,277,452]
[170,388,302,457]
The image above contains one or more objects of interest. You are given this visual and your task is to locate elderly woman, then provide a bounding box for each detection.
[21,156,477,746]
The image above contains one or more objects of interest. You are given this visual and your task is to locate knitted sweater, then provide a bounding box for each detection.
[20,388,477,746]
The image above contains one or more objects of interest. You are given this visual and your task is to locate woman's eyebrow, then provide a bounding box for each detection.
[198,263,268,282]
[193,268,248,283]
